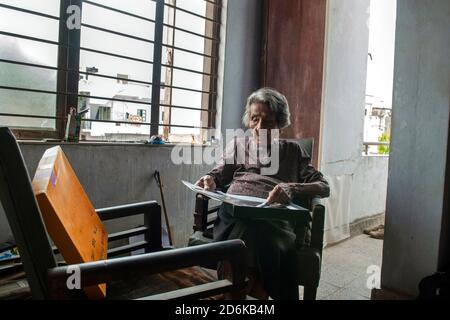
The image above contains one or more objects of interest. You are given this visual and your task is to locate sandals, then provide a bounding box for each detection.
[363,224,384,240]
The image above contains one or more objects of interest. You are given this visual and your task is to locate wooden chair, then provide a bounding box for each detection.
[0,127,247,300]
[188,138,326,300]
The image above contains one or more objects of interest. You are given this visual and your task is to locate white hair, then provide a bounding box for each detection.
[242,88,291,129]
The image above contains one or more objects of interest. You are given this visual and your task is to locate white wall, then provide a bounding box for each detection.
[365,0,397,107]
[321,0,373,244]
[351,156,389,222]
[382,0,450,296]
[321,0,370,168]
[321,0,396,245]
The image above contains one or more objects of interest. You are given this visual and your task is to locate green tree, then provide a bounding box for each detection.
[378,133,390,155]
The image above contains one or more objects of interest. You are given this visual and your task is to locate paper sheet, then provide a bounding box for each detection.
[182,180,303,210]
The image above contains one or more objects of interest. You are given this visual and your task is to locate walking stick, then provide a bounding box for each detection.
[154,170,174,246]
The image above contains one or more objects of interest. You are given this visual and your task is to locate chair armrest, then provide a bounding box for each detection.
[97,201,163,252]
[311,197,325,211]
[47,239,247,299]
[310,197,325,251]
[233,205,312,225]
[96,201,159,221]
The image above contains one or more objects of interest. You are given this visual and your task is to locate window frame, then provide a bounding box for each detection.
[0,0,222,142]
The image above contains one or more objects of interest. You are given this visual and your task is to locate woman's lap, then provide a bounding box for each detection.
[214,204,299,299]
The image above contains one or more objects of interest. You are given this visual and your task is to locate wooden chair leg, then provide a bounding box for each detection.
[303,286,318,300]
[222,261,248,300]
[247,269,269,300]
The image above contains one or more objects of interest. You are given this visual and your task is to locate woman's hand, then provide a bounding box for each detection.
[266,184,290,205]
[195,175,217,191]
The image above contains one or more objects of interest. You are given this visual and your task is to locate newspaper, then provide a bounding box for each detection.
[182,180,303,210]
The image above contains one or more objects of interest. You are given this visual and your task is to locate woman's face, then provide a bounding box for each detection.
[249,102,278,143]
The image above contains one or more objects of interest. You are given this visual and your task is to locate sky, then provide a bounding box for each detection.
[365,0,397,108]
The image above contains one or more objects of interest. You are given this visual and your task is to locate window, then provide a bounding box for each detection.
[0,0,222,142]
[161,0,221,143]
[137,109,147,122]
[363,0,396,155]
[0,0,60,139]
[96,106,111,121]
[117,74,128,85]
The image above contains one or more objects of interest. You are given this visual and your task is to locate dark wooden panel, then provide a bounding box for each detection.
[262,0,327,167]
[439,98,450,271]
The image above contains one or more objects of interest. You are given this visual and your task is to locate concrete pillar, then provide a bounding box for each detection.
[381,0,450,297]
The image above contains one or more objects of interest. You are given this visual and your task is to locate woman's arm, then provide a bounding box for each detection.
[205,163,239,190]
[196,139,240,190]
[280,164,330,199]
[279,180,330,199]
[267,177,330,205]
[266,157,330,204]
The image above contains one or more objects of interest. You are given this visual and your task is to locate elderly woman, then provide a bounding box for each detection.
[196,88,330,300]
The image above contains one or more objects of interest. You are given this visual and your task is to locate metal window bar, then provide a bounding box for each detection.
[0,93,216,115]
[160,103,216,114]
[163,2,221,24]
[150,0,165,136]
[80,46,154,65]
[0,30,60,46]
[203,0,221,7]
[162,43,218,60]
[0,2,182,61]
[0,6,158,53]
[0,113,63,121]
[0,55,217,99]
[1,87,216,116]
[0,85,153,107]
[0,112,212,130]
[162,22,219,42]
[0,31,156,67]
[363,142,390,155]
[161,0,176,139]
[81,23,156,45]
[0,3,60,21]
[56,0,81,140]
[202,0,221,131]
[161,63,218,78]
[155,0,222,139]
[0,32,161,75]
[83,0,157,24]
[0,58,219,96]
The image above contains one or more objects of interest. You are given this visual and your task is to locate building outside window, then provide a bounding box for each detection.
[96,106,111,121]
[137,109,147,123]
[363,0,396,155]
[116,74,128,85]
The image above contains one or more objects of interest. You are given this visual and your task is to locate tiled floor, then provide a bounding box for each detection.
[300,234,384,300]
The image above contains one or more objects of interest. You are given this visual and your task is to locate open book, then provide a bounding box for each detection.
[182,180,304,210]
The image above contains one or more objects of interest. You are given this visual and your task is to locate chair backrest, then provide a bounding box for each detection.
[282,138,314,209]
[33,146,108,299]
[0,127,57,299]
[283,138,314,160]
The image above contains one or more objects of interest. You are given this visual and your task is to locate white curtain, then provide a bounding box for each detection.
[322,174,353,246]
